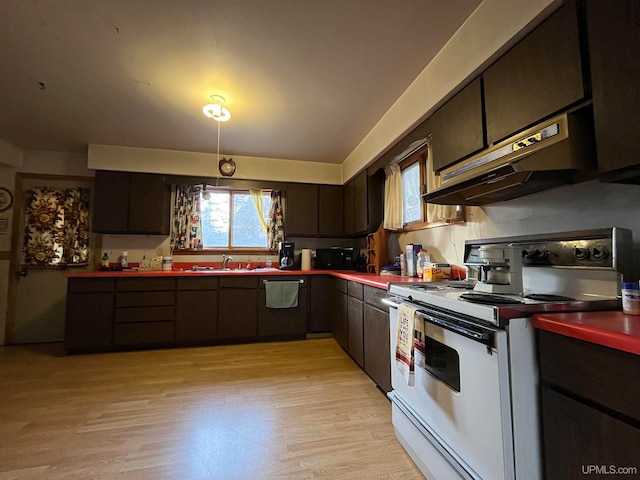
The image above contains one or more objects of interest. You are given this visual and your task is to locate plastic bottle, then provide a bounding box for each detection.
[621,282,640,315]
[400,252,406,277]
[101,252,109,270]
[416,249,430,279]
[120,251,128,269]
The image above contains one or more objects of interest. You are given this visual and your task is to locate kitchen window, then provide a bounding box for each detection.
[200,188,271,250]
[399,145,463,230]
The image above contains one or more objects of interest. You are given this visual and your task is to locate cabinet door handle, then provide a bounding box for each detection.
[263,279,304,284]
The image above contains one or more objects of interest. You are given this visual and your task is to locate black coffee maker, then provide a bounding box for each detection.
[278,242,295,270]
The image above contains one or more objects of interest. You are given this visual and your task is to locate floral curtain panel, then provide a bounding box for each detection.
[171,185,203,250]
[22,187,90,268]
[267,189,284,250]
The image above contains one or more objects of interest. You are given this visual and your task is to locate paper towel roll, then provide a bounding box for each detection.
[301,249,312,271]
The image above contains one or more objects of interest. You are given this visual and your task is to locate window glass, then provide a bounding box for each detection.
[200,190,271,248]
[401,162,421,224]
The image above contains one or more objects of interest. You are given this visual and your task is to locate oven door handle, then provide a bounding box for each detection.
[416,311,494,345]
[381,298,401,308]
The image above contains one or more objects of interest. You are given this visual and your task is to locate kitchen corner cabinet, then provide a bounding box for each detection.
[343,170,384,237]
[285,183,343,237]
[332,278,348,350]
[176,277,218,344]
[483,0,585,145]
[537,331,640,479]
[258,276,308,338]
[64,278,114,351]
[587,0,640,180]
[429,77,485,172]
[308,275,335,333]
[93,170,171,235]
[217,276,258,340]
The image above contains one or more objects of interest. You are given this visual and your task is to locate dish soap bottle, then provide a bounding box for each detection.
[101,252,110,270]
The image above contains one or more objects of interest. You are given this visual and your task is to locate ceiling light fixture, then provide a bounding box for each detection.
[202,95,231,122]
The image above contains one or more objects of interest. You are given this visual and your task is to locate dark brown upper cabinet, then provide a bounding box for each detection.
[428,77,485,172]
[285,183,319,236]
[318,185,344,236]
[93,170,171,235]
[343,170,384,236]
[586,0,640,181]
[285,183,344,237]
[483,0,586,146]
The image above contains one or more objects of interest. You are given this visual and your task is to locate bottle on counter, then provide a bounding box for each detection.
[400,252,407,276]
[416,249,430,279]
[101,252,109,270]
[120,251,128,269]
[621,282,640,315]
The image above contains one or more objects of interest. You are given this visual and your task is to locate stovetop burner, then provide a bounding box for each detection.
[524,293,575,301]
[459,293,525,305]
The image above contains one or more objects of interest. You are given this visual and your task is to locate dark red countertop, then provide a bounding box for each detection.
[532,311,640,356]
[65,267,426,290]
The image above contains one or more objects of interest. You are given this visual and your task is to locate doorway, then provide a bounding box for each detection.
[7,174,95,344]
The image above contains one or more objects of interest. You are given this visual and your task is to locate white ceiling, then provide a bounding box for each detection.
[0,0,481,165]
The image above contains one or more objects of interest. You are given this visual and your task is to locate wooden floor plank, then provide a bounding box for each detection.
[0,339,424,479]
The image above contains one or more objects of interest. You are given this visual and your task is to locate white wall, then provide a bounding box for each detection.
[88,144,342,185]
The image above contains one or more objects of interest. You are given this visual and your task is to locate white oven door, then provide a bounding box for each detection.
[388,303,514,480]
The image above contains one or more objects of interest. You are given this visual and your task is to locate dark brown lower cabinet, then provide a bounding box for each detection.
[218,277,258,340]
[175,277,218,344]
[347,296,364,367]
[258,276,308,338]
[332,290,348,350]
[363,303,391,392]
[65,291,114,351]
[538,330,640,479]
[309,275,334,333]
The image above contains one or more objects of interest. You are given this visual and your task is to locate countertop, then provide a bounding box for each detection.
[532,311,640,356]
[65,267,426,290]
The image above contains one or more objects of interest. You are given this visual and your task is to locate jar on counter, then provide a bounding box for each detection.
[621,282,640,315]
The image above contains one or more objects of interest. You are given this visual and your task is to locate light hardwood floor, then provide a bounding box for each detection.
[0,339,425,479]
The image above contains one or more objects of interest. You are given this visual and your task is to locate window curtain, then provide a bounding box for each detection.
[171,186,203,250]
[383,163,403,230]
[267,189,284,250]
[250,188,269,235]
[22,187,90,268]
[426,141,458,222]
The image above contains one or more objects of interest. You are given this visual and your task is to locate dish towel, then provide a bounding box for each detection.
[265,280,299,308]
[396,303,424,386]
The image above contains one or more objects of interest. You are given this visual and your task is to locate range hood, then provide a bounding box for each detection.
[422,109,597,205]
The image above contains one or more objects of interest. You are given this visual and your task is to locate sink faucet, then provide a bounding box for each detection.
[222,254,233,270]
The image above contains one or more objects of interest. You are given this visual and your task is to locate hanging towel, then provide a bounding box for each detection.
[396,303,422,386]
[265,281,299,308]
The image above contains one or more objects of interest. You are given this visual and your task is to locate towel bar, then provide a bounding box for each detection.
[263,279,304,284]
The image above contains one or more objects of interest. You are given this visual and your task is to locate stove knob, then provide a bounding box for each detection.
[574,247,590,260]
[592,247,609,260]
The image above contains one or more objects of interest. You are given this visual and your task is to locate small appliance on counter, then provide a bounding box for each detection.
[278,242,295,270]
[315,247,359,270]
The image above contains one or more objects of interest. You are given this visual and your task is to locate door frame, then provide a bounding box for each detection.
[5,173,97,344]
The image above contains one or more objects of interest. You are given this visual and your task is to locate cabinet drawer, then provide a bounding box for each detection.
[115,306,175,323]
[347,281,363,299]
[113,321,174,345]
[116,278,176,291]
[68,278,115,293]
[219,276,258,288]
[363,285,389,311]
[538,331,640,422]
[116,291,175,307]
[177,277,219,290]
